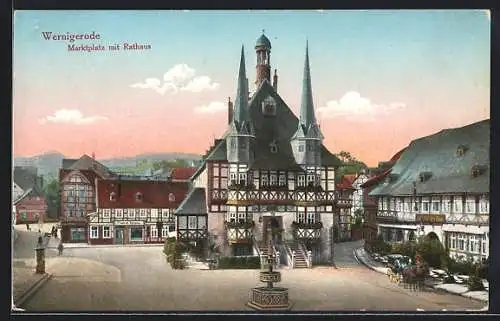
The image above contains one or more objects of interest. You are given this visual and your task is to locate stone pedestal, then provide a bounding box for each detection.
[35,247,45,274]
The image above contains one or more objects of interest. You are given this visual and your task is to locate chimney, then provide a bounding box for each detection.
[92,152,95,160]
[273,69,278,91]
[38,175,44,189]
[227,97,233,124]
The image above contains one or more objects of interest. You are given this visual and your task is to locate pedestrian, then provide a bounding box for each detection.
[58,242,64,256]
[26,224,30,231]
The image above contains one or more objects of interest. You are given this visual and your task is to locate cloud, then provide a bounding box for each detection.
[317,91,406,122]
[181,76,220,93]
[163,64,196,84]
[130,64,219,95]
[39,109,108,125]
[130,78,176,95]
[194,101,226,114]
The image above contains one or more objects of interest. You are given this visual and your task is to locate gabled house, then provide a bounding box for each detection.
[59,154,116,242]
[13,166,47,224]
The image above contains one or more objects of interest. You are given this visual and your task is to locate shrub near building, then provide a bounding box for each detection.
[163,237,187,269]
[218,256,261,269]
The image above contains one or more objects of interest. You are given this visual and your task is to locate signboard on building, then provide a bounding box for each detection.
[415,214,445,224]
[115,221,144,226]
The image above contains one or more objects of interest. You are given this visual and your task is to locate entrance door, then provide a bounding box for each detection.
[115,227,124,245]
[262,216,283,244]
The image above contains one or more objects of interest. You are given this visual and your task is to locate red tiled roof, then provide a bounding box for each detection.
[361,147,406,189]
[97,179,189,209]
[389,147,407,162]
[336,175,356,190]
[361,169,391,188]
[170,167,197,180]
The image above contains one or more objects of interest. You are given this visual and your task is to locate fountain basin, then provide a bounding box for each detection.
[260,271,281,283]
[247,286,291,311]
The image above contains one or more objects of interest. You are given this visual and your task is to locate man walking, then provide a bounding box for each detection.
[58,242,64,256]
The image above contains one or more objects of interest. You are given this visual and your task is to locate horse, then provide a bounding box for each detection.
[401,264,429,291]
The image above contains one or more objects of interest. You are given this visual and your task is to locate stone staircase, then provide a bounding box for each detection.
[286,240,309,269]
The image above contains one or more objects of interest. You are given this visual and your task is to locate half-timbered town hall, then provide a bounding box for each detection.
[175,33,347,267]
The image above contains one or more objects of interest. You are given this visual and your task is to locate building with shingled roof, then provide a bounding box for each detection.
[368,119,489,262]
[59,154,117,242]
[175,33,345,267]
[12,166,47,224]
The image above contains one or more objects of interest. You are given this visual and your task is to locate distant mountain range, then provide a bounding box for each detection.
[13,151,202,180]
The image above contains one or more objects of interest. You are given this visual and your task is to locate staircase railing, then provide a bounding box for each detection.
[282,242,294,268]
[298,241,312,268]
[252,235,261,257]
[272,243,280,269]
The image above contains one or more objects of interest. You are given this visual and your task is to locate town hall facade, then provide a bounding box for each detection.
[175,34,349,267]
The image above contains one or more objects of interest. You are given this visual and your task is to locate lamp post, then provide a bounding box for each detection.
[331,191,338,268]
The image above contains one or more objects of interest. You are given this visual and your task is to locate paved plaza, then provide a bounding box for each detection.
[18,241,484,312]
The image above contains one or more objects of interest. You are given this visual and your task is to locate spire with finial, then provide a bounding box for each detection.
[293,39,323,140]
[232,45,250,129]
[300,39,316,130]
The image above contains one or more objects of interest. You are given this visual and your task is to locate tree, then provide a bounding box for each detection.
[152,159,189,172]
[416,238,447,268]
[335,151,368,177]
[43,178,61,219]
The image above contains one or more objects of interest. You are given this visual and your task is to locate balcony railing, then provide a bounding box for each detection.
[376,211,490,226]
[177,229,208,241]
[224,189,339,205]
[224,220,254,244]
[292,221,323,240]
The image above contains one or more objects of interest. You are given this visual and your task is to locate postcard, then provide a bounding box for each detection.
[12,9,490,312]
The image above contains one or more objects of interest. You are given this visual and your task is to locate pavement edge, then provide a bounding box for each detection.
[15,273,53,308]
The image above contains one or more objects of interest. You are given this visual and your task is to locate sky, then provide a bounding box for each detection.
[13,10,490,167]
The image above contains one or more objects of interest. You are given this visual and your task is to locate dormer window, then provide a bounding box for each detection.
[109,192,116,201]
[419,171,432,183]
[168,193,176,202]
[456,145,468,157]
[261,96,277,116]
[471,165,487,178]
[388,173,399,182]
[270,142,278,154]
[298,145,305,152]
[135,192,143,202]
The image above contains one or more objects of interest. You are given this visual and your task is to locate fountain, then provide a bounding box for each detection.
[247,220,291,311]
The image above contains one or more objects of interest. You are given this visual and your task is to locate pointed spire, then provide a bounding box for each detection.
[299,39,317,130]
[232,45,249,127]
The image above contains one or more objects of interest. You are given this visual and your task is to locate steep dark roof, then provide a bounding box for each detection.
[370,119,489,196]
[13,166,38,191]
[174,188,207,216]
[62,158,79,169]
[69,154,115,178]
[206,80,341,169]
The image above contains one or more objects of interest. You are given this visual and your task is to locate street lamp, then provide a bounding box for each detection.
[331,191,339,268]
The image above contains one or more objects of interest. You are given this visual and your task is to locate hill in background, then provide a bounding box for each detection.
[13,151,202,180]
